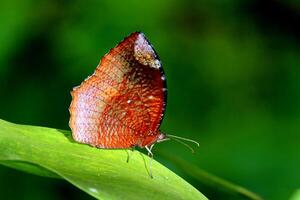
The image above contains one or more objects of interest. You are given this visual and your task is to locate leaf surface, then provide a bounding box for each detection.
[0,119,207,200]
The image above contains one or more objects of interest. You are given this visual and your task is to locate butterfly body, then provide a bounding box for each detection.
[69,32,167,149]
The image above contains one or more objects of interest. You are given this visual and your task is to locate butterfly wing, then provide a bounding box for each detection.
[69,32,167,148]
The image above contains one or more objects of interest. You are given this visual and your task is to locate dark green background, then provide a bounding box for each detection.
[0,0,299,199]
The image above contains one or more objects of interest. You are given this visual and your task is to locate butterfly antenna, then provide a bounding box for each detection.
[165,134,199,153]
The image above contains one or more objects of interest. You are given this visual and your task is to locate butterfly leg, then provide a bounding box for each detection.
[145,144,155,178]
[126,146,135,163]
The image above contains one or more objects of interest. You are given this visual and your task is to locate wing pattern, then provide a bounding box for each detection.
[69,32,167,148]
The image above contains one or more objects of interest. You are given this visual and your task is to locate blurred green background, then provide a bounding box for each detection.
[1,0,300,199]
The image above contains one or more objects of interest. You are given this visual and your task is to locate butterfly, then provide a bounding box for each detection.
[69,32,198,177]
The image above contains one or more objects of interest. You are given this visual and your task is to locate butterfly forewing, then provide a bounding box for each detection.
[69,32,167,148]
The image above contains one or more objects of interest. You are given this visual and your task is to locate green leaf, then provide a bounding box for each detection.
[0,119,207,200]
[290,189,300,200]
[0,160,60,179]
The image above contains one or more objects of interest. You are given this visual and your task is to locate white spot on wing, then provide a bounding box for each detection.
[152,59,161,69]
[134,33,161,69]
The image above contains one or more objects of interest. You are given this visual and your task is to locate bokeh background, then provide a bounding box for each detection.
[1,0,300,199]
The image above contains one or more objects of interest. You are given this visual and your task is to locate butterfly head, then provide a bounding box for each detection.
[156,132,200,153]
